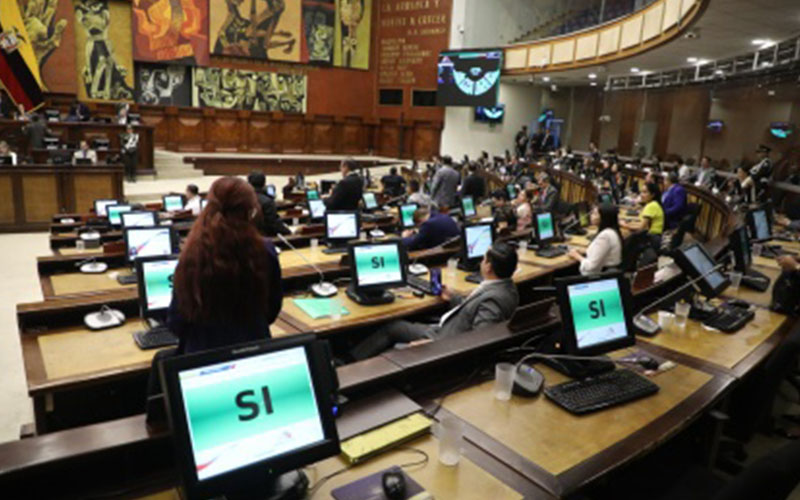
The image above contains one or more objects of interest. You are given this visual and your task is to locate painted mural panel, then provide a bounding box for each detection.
[18,0,77,93]
[209,0,301,62]
[135,63,192,106]
[333,0,370,69]
[193,67,306,113]
[131,0,210,65]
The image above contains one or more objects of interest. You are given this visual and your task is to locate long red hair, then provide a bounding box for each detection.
[173,176,273,325]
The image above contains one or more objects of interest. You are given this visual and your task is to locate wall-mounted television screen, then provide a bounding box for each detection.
[770,122,793,139]
[475,104,505,123]
[437,49,503,107]
[707,120,724,132]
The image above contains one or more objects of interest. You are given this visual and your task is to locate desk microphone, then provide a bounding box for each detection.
[277,233,337,298]
[84,305,125,331]
[408,234,462,276]
[75,257,108,274]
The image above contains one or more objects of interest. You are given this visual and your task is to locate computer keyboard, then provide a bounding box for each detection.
[465,272,483,284]
[322,246,348,254]
[536,246,567,259]
[702,305,755,333]
[407,275,434,295]
[133,326,179,350]
[117,274,137,285]
[545,369,660,415]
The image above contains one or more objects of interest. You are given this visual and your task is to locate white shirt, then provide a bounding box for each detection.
[185,196,202,216]
[1,151,17,165]
[580,228,622,276]
[408,191,432,208]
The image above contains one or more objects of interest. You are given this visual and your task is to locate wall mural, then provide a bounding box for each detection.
[72,0,135,101]
[131,0,210,65]
[333,0,370,69]
[135,63,193,106]
[209,0,302,63]
[18,0,77,93]
[302,0,334,64]
[193,67,306,113]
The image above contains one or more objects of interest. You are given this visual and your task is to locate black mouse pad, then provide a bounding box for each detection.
[331,465,425,500]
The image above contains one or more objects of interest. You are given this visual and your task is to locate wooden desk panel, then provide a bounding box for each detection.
[443,356,712,477]
[278,245,345,268]
[518,251,576,269]
[49,270,134,296]
[309,435,525,500]
[753,255,780,271]
[641,307,788,374]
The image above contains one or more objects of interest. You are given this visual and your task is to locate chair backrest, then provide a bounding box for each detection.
[713,441,800,500]
[622,230,654,273]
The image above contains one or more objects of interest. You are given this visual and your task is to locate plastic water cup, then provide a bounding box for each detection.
[447,258,458,278]
[76,240,85,251]
[753,243,763,257]
[360,231,367,241]
[518,241,528,257]
[437,417,463,467]
[494,363,515,401]
[310,238,319,252]
[658,310,674,331]
[729,271,743,294]
[292,217,300,226]
[674,302,691,329]
[329,298,342,321]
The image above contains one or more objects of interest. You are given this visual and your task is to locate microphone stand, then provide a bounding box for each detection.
[277,233,338,298]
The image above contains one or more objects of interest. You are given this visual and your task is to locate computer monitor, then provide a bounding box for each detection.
[747,208,772,242]
[94,199,118,217]
[135,255,178,319]
[44,137,59,150]
[163,194,185,212]
[107,204,133,225]
[398,203,418,229]
[461,222,495,270]
[74,158,93,165]
[533,212,556,246]
[347,240,408,305]
[306,189,320,201]
[673,243,730,298]
[124,226,179,264]
[461,196,476,218]
[93,137,110,150]
[159,335,339,500]
[325,211,359,246]
[122,210,157,228]
[266,184,276,198]
[729,225,752,274]
[556,274,636,356]
[0,156,12,166]
[506,184,517,200]
[44,109,60,122]
[128,113,141,124]
[308,199,326,221]
[362,192,378,211]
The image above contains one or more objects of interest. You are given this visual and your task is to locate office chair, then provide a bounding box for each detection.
[668,203,701,251]
[622,230,657,274]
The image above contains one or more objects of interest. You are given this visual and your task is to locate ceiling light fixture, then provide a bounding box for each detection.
[588,73,597,79]
[631,67,640,73]
[687,57,698,63]
[752,39,765,45]
[542,76,551,82]
[590,82,598,87]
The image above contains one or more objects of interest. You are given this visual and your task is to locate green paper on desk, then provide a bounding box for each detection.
[293,298,350,319]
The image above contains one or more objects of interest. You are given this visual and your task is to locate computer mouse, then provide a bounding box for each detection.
[512,363,545,397]
[637,356,661,371]
[408,263,429,276]
[370,229,386,238]
[382,470,407,500]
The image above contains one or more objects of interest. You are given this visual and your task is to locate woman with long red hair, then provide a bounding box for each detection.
[167,176,282,353]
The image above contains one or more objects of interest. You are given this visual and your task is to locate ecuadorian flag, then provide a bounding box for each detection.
[0,2,44,111]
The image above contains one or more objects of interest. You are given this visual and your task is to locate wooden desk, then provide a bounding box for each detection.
[439,347,732,497]
[721,265,781,308]
[0,164,123,232]
[48,269,135,296]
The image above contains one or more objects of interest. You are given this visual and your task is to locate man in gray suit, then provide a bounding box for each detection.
[430,156,460,209]
[23,114,51,150]
[351,242,519,360]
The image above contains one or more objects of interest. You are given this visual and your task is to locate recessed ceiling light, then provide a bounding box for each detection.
[752,39,765,45]
[631,67,640,73]
[697,59,709,65]
[687,57,698,63]
[588,73,597,79]
[714,69,724,75]
[542,76,551,82]
[590,82,598,87]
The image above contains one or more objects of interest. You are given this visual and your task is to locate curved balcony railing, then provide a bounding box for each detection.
[503,0,708,75]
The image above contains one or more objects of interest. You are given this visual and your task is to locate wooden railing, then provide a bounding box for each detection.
[503,0,708,75]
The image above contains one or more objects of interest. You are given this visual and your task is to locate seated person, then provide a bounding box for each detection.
[351,242,519,360]
[72,140,97,165]
[514,188,535,232]
[168,176,283,354]
[407,179,432,208]
[184,183,202,216]
[623,182,663,236]
[0,141,18,165]
[661,172,687,230]
[401,206,460,251]
[283,176,297,199]
[460,163,487,201]
[568,205,623,275]
[248,171,291,236]
[381,167,407,197]
[491,189,517,229]
[535,174,559,212]
[67,100,90,122]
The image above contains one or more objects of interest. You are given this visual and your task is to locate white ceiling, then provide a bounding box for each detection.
[504,0,800,86]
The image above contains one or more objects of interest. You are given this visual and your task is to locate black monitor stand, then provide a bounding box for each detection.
[346,283,395,305]
[117,267,138,285]
[222,470,309,500]
[322,240,350,254]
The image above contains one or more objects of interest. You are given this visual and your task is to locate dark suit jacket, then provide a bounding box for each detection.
[167,238,283,354]
[381,174,406,197]
[461,174,486,201]
[662,184,688,230]
[402,211,460,251]
[255,188,290,236]
[436,279,519,339]
[24,121,49,149]
[325,172,363,211]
